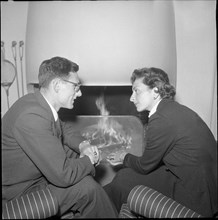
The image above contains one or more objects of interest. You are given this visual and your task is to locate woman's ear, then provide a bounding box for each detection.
[153,87,159,99]
[153,87,159,94]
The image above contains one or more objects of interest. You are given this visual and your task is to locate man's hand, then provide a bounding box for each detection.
[79,140,100,166]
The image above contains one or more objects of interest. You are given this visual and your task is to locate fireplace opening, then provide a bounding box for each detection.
[58,85,149,125]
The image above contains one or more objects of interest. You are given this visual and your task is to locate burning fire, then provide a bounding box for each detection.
[82,95,132,157]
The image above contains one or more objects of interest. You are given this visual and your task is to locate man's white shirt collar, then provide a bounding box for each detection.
[42,94,58,121]
[148,99,162,118]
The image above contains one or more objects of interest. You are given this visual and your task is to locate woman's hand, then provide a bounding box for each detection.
[106,150,127,166]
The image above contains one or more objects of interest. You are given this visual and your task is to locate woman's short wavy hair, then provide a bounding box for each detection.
[131,67,176,99]
[38,56,79,88]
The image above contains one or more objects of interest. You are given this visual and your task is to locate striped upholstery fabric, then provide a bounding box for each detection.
[119,203,136,218]
[119,203,145,218]
[127,185,202,218]
[2,188,58,219]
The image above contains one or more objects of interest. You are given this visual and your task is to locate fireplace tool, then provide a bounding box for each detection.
[19,41,25,96]
[11,41,20,98]
[1,41,16,110]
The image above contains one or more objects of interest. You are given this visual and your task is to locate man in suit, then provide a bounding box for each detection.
[104,67,217,217]
[2,56,118,218]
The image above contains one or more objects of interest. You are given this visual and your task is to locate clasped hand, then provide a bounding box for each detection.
[79,141,101,166]
[106,150,127,166]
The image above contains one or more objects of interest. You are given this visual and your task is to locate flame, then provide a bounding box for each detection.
[96,95,109,116]
[82,96,132,154]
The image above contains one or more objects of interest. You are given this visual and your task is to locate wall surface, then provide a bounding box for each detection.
[173,0,217,139]
[25,1,177,86]
[1,1,217,140]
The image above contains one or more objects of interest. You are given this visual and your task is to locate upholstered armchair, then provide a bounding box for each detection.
[2,185,205,219]
[119,185,203,218]
[2,188,59,219]
[2,188,77,219]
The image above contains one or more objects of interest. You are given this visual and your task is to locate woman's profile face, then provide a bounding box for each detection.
[130,78,157,112]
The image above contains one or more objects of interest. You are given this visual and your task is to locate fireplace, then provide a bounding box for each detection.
[58,85,148,186]
[58,85,149,124]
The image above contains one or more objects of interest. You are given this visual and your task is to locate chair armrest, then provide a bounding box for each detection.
[127,185,202,218]
[119,203,137,218]
[2,188,58,219]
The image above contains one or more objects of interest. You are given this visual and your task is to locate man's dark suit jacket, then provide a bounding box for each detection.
[123,98,217,216]
[2,91,94,202]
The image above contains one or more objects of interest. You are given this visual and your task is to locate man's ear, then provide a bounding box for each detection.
[52,78,60,93]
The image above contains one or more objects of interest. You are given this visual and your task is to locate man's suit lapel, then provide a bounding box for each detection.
[34,90,62,140]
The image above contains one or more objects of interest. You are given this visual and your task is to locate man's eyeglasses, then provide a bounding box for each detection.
[62,79,81,92]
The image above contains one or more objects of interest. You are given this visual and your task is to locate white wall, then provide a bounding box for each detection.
[1,1,217,140]
[25,1,177,86]
[173,0,217,139]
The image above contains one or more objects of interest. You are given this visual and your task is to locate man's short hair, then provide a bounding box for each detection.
[38,56,79,88]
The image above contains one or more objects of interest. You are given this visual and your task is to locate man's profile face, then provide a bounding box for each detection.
[57,72,82,109]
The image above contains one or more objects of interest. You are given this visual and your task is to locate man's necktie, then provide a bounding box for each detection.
[55,118,62,141]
